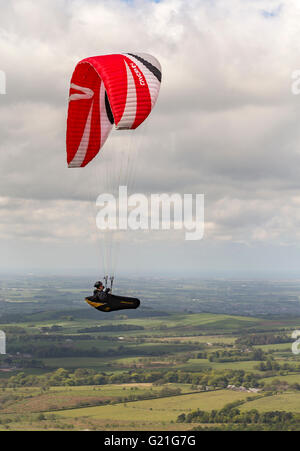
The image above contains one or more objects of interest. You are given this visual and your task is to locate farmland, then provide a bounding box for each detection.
[1,276,300,430]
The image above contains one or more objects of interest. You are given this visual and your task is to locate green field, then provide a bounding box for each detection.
[240,392,300,413]
[52,388,255,429]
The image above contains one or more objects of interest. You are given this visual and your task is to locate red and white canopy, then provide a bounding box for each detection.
[66,53,162,168]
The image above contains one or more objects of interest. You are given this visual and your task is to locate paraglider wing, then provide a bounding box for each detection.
[66,53,162,168]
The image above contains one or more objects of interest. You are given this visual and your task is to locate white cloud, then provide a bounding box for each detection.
[1,0,300,272]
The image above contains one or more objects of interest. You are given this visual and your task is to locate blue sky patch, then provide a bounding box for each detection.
[261,4,282,19]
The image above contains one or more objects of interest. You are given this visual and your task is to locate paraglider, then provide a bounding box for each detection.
[85,281,140,313]
[66,52,162,313]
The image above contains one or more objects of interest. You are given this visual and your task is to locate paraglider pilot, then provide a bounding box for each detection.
[93,281,111,300]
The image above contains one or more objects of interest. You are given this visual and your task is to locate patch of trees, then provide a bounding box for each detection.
[0,355,45,369]
[263,379,300,393]
[177,401,298,430]
[7,342,200,360]
[255,358,300,373]
[208,348,265,363]
[192,423,299,431]
[236,334,292,347]
[0,368,263,389]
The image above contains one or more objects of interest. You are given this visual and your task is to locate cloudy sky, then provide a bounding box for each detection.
[1,0,300,277]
